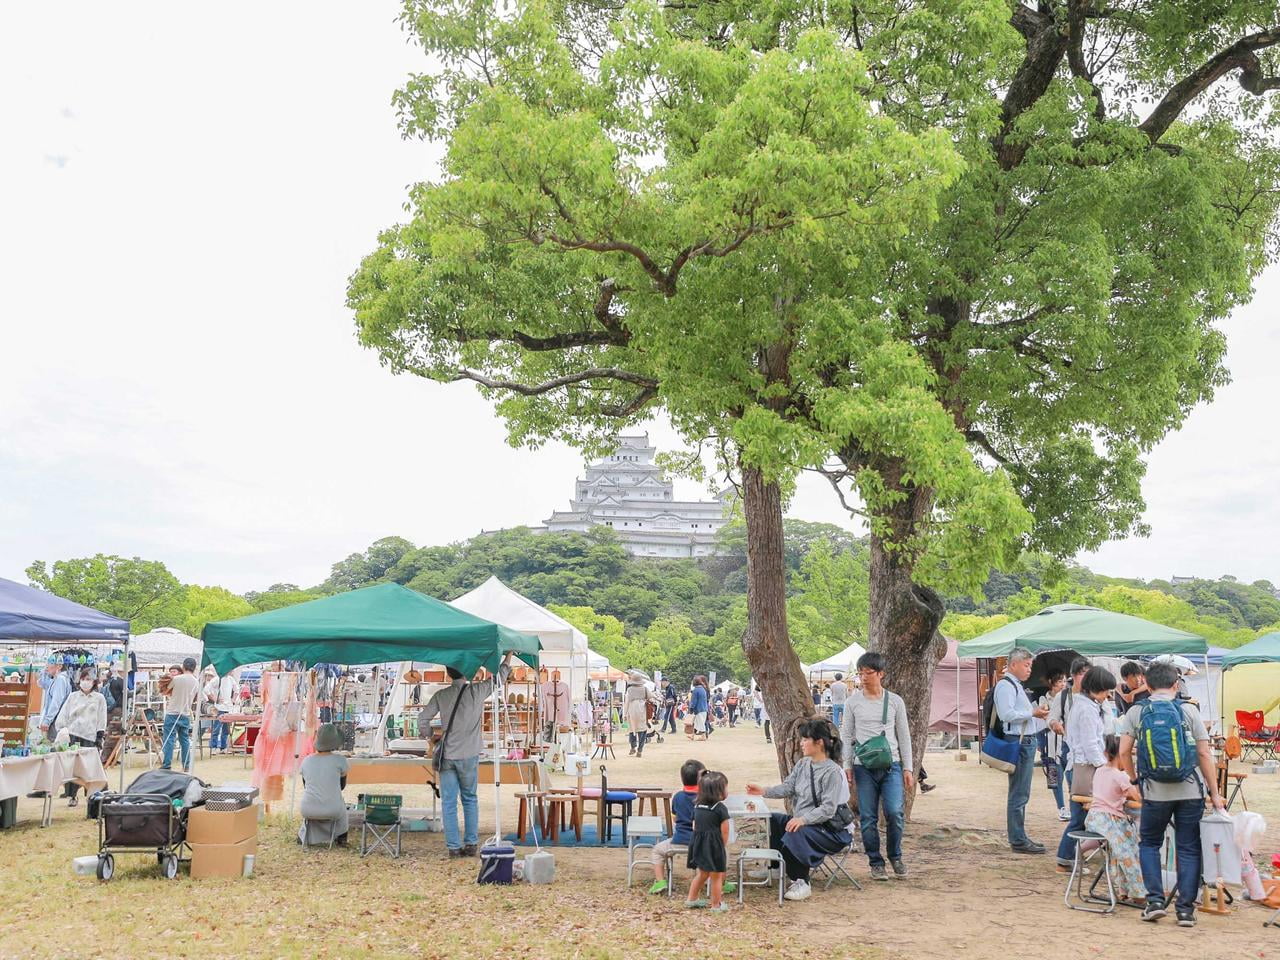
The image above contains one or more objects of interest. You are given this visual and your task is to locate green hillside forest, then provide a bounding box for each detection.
[25,523,1280,684]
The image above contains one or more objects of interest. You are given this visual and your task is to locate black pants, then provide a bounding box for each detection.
[628,730,648,754]
[727,705,737,726]
[661,705,676,734]
[763,719,772,742]
[64,736,96,799]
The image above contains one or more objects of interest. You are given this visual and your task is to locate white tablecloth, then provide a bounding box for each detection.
[0,748,108,801]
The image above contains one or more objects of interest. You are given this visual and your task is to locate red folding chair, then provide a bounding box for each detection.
[1235,710,1279,763]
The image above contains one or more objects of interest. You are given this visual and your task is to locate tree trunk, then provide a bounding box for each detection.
[867,484,946,819]
[739,464,813,777]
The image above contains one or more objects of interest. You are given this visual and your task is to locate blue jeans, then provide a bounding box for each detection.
[438,755,480,851]
[1139,798,1202,910]
[831,704,844,729]
[160,713,191,771]
[853,763,905,866]
[1056,792,1089,865]
[1006,737,1037,847]
[210,711,230,751]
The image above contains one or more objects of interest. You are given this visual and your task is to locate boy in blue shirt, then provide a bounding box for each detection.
[649,759,704,894]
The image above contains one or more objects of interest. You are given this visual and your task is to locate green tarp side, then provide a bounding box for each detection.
[200,582,540,675]
[954,604,1207,659]
[1222,631,1280,669]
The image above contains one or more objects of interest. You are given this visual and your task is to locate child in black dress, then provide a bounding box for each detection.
[686,770,730,911]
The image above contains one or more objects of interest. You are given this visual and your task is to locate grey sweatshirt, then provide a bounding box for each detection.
[762,757,850,825]
[421,663,512,762]
[840,690,913,771]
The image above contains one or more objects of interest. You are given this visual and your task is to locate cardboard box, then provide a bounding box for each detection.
[187,802,260,845]
[189,836,257,879]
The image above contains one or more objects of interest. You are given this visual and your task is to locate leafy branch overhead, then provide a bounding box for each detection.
[353,0,1280,604]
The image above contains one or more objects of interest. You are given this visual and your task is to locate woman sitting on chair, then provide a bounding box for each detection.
[746,717,853,902]
[298,723,349,847]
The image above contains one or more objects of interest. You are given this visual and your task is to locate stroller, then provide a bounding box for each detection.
[645,700,665,745]
[90,769,205,881]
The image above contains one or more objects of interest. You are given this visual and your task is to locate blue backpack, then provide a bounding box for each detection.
[1135,699,1198,785]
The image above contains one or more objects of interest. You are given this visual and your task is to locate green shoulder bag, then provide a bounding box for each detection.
[853,694,894,771]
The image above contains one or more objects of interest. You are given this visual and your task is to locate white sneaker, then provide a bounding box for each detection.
[1058,807,1070,821]
[783,879,811,901]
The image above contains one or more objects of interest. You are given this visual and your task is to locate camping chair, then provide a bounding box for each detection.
[624,816,665,886]
[814,843,862,891]
[360,794,403,858]
[1236,711,1279,763]
[301,817,338,851]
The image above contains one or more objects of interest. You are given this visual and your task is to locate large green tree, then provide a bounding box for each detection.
[352,0,1280,775]
[25,555,185,635]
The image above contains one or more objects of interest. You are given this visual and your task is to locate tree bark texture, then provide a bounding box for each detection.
[739,464,814,777]
[867,484,946,820]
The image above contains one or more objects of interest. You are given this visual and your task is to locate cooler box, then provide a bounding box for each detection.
[477,843,516,884]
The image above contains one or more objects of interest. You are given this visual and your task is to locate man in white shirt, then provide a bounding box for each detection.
[828,674,849,728]
[204,668,238,754]
[994,647,1050,853]
[160,658,201,771]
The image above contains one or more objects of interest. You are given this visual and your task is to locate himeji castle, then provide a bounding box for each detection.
[538,434,729,557]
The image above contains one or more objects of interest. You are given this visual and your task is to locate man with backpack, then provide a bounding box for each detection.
[991,647,1050,853]
[1117,660,1225,926]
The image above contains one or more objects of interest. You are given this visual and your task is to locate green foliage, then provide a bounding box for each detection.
[174,585,254,638]
[321,536,417,593]
[786,538,869,663]
[25,555,185,635]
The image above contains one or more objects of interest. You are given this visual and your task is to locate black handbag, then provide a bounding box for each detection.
[809,762,854,830]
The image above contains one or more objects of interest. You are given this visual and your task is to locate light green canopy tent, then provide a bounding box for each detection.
[1222,631,1280,669]
[201,582,540,674]
[955,604,1207,659]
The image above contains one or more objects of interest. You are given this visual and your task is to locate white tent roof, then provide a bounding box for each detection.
[805,640,868,676]
[587,647,611,669]
[450,576,589,656]
[131,627,202,668]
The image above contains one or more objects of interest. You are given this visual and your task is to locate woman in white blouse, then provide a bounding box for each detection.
[1055,665,1116,870]
[55,668,108,807]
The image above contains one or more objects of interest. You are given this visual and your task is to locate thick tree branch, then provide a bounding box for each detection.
[995,12,1069,170]
[1140,27,1280,142]
[449,366,658,395]
[964,428,1011,465]
[1067,0,1106,120]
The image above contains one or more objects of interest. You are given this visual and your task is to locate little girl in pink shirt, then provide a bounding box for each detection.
[1085,735,1145,903]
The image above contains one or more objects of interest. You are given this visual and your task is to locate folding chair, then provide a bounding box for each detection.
[1236,711,1279,764]
[360,794,403,858]
[302,818,338,851]
[815,844,862,891]
[1063,829,1115,914]
[736,849,784,905]
[625,816,665,886]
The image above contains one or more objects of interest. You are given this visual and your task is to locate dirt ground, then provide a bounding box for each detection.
[3,721,1278,960]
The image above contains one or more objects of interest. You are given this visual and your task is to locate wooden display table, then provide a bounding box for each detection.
[344,756,543,790]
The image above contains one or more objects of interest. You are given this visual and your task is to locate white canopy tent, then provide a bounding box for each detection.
[130,627,202,669]
[804,640,868,679]
[450,576,591,702]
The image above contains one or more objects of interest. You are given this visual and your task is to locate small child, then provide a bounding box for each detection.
[1084,735,1145,904]
[649,759,705,895]
[686,770,731,912]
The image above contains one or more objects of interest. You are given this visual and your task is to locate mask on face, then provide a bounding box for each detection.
[80,680,93,692]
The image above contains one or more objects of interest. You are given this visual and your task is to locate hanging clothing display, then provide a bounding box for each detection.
[540,679,571,728]
[251,671,318,799]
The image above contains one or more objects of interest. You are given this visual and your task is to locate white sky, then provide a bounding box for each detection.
[1,3,1276,594]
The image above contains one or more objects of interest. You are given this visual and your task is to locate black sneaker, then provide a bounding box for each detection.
[447,848,464,858]
[462,844,479,857]
[890,859,908,879]
[1141,900,1167,922]
[1176,907,1196,928]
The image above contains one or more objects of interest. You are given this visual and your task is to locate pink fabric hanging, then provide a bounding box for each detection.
[251,671,316,786]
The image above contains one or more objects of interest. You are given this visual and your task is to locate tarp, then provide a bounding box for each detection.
[449,577,589,698]
[0,576,129,642]
[201,582,540,675]
[130,627,202,668]
[805,641,868,677]
[1222,632,1280,669]
[930,638,979,735]
[955,604,1207,658]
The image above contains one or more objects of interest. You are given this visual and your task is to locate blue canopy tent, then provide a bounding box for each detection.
[0,577,131,788]
[0,577,129,642]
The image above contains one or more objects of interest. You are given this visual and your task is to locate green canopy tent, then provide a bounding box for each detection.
[1221,631,1280,669]
[201,583,541,843]
[201,582,540,675]
[955,604,1207,659]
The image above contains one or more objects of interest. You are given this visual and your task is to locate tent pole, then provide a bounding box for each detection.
[956,651,961,752]
[492,665,502,847]
[118,634,131,792]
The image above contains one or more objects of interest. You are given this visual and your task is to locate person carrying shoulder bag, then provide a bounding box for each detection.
[841,651,913,881]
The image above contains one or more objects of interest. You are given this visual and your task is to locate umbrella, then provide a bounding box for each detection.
[1151,654,1198,675]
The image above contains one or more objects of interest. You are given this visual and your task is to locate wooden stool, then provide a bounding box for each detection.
[516,791,546,842]
[634,788,673,836]
[1225,771,1248,810]
[543,791,583,842]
